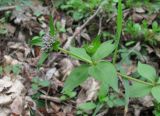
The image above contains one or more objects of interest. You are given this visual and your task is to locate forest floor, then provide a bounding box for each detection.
[0,0,160,116]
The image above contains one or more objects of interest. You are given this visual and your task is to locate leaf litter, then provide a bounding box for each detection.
[0,0,160,115]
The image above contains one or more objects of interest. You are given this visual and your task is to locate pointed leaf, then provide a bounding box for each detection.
[137,62,156,82]
[70,47,91,63]
[84,35,101,55]
[38,52,49,66]
[49,15,55,36]
[92,41,115,61]
[151,86,160,103]
[116,0,123,41]
[89,61,118,91]
[129,82,152,97]
[63,64,89,93]
[31,36,43,46]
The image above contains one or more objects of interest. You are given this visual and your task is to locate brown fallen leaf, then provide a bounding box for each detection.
[77,77,99,104]
[10,96,24,115]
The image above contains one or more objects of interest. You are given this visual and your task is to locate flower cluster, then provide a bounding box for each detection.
[41,33,56,51]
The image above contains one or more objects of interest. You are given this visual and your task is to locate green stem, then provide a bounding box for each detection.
[113,0,123,65]
[59,48,153,86]
[58,48,93,64]
[117,72,154,86]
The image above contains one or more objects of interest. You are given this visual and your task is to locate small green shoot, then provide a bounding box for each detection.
[31,77,50,91]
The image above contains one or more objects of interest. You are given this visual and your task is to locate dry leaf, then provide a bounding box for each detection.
[10,96,23,115]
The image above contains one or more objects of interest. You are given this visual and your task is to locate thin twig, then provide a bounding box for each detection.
[39,95,61,103]
[0,6,16,12]
[63,4,103,49]
[98,16,103,35]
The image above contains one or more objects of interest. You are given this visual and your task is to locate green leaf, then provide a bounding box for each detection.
[137,62,156,82]
[84,35,101,56]
[52,40,60,51]
[37,52,49,66]
[152,21,158,31]
[31,36,43,46]
[116,0,123,41]
[92,40,115,61]
[157,78,160,84]
[32,77,40,83]
[15,5,22,11]
[32,84,39,90]
[49,15,55,36]
[98,83,109,102]
[113,0,123,64]
[70,47,92,63]
[124,80,129,110]
[39,80,50,87]
[12,64,21,75]
[89,61,118,93]
[129,82,152,97]
[151,86,160,103]
[63,64,89,93]
[73,11,83,21]
[78,102,96,111]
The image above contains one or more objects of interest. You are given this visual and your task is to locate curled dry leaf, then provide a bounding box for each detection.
[59,58,74,81]
[77,78,99,104]
[139,95,154,107]
[0,76,26,115]
[10,96,24,115]
[0,95,13,105]
[132,13,144,23]
[45,68,58,80]
[0,108,11,116]
[3,55,19,65]
[8,42,30,57]
[134,7,145,13]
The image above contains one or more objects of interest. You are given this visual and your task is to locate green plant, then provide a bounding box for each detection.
[31,0,160,114]
[0,64,21,76]
[0,0,32,7]
[58,0,101,21]
[153,102,160,116]
[31,77,50,91]
[77,102,96,115]
[31,16,60,67]
[125,0,160,13]
[125,20,160,46]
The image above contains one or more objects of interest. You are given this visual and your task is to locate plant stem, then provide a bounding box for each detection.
[117,72,154,86]
[58,48,93,64]
[59,48,153,86]
[113,0,123,65]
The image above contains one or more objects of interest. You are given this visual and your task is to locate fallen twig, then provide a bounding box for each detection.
[0,6,16,12]
[39,95,61,103]
[63,4,103,49]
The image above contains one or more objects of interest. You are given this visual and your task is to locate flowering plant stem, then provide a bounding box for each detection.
[59,47,153,86]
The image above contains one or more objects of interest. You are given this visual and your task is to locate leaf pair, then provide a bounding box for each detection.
[63,61,117,101]
[70,40,115,63]
[129,62,160,103]
[63,40,116,100]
